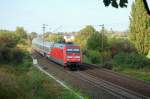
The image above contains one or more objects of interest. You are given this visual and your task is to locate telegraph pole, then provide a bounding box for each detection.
[42,24,48,55]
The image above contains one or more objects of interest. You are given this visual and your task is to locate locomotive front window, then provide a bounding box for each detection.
[66,49,72,53]
[73,49,80,53]
[66,48,80,53]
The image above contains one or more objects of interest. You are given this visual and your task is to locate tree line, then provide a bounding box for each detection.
[0,27,37,63]
[74,0,150,68]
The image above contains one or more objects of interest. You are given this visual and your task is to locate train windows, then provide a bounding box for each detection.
[67,49,73,51]
[73,49,79,51]
[73,49,80,53]
[66,49,73,53]
[66,48,80,53]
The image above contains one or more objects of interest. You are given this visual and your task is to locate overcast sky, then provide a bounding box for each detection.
[0,0,138,33]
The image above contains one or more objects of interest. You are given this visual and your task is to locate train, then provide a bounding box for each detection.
[32,38,82,70]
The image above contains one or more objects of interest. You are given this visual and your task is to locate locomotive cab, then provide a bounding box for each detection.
[64,45,82,70]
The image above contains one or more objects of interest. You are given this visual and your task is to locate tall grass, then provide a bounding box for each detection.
[0,64,79,99]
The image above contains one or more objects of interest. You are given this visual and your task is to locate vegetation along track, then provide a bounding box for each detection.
[32,50,150,99]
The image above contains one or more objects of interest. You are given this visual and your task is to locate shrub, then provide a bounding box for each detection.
[113,52,150,69]
[87,31,108,51]
[101,50,112,61]
[102,61,113,69]
[16,60,32,72]
[83,55,92,64]
[108,38,136,57]
[0,30,25,63]
[88,50,101,64]
[0,48,25,63]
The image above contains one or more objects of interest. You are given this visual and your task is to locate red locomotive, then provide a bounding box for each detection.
[32,38,82,70]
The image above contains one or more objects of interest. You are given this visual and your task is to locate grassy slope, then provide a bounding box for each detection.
[0,41,81,99]
[0,63,79,99]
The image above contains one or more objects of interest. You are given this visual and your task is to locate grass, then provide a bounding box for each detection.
[61,80,89,99]
[113,67,150,82]
[0,63,79,99]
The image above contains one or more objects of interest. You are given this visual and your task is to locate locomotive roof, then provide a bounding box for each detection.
[53,42,79,48]
[32,38,79,48]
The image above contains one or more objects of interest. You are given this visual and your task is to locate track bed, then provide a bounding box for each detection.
[32,50,150,99]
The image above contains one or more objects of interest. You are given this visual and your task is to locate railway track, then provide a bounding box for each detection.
[81,63,150,98]
[80,71,148,99]
[31,51,150,99]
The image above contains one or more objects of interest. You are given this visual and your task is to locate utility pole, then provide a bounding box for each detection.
[42,24,48,55]
[99,24,105,65]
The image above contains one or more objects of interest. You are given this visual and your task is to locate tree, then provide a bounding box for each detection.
[0,30,18,48]
[43,32,49,39]
[15,27,27,40]
[103,0,128,8]
[103,0,150,15]
[47,34,63,42]
[87,31,108,51]
[28,32,37,45]
[75,25,96,49]
[0,30,24,62]
[129,0,150,55]
[29,32,37,40]
[79,25,96,36]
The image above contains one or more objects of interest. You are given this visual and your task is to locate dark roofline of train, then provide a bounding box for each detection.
[32,38,79,46]
[56,41,78,46]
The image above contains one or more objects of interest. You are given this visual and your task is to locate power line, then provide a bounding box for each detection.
[52,25,63,33]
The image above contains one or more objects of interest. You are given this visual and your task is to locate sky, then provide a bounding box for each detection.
[0,0,137,33]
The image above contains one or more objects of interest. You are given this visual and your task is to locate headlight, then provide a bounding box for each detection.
[67,56,72,58]
[74,56,80,58]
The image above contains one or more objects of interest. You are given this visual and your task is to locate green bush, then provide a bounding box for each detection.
[108,38,136,57]
[83,55,92,64]
[0,48,25,63]
[87,50,101,64]
[101,50,112,61]
[87,31,108,51]
[113,52,150,69]
[17,59,32,71]
[0,30,26,63]
[102,61,113,69]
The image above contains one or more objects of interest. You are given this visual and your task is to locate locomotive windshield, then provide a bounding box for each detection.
[66,48,80,54]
